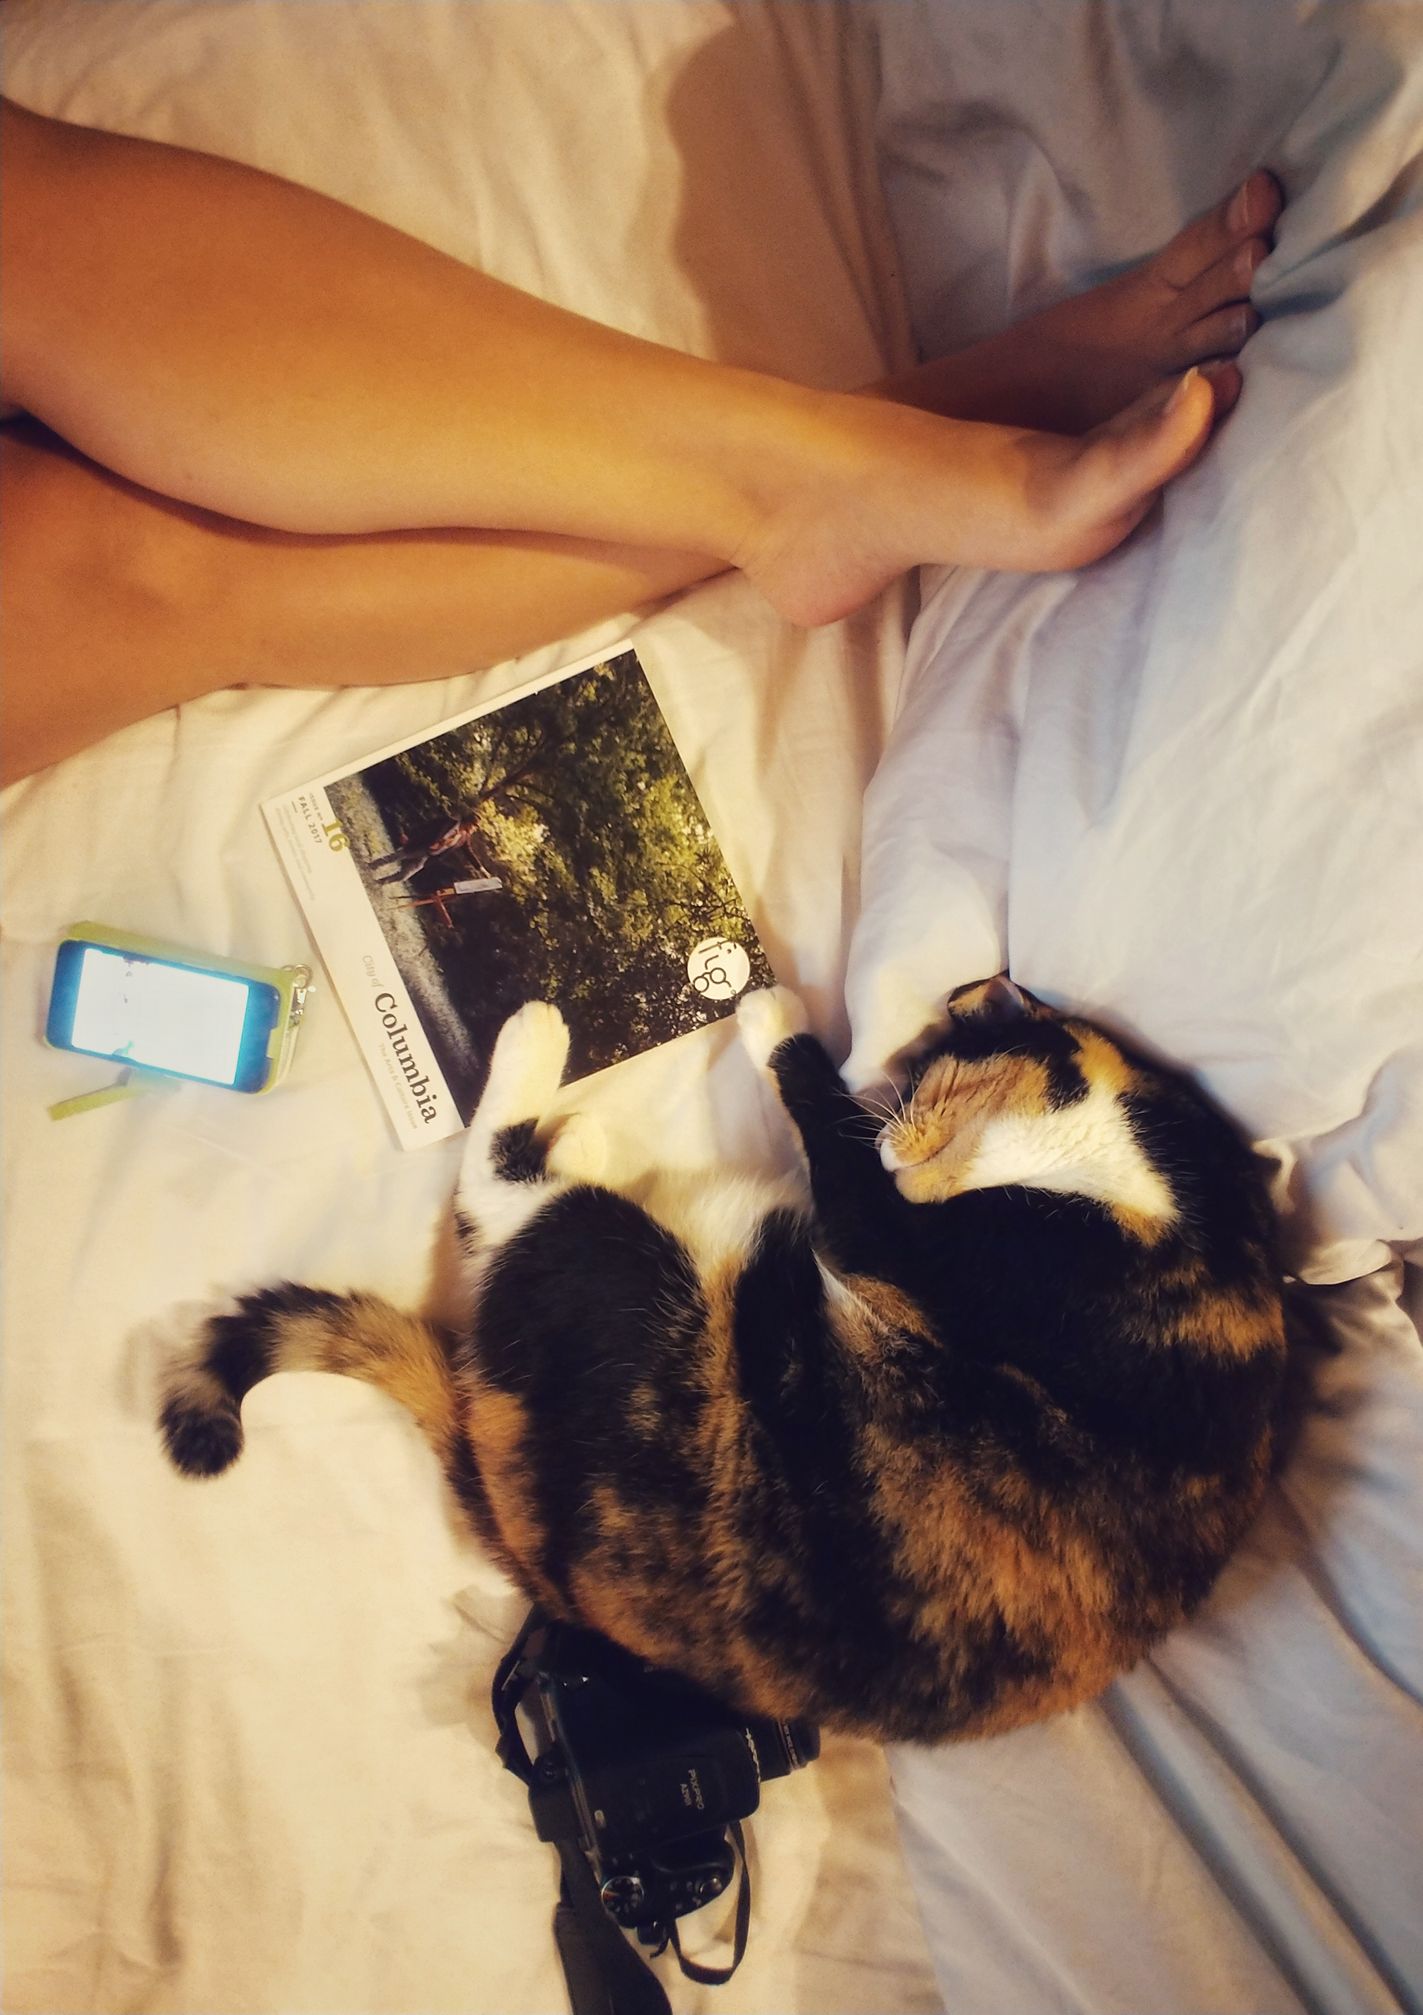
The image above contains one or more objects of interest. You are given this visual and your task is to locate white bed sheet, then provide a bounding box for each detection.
[0,6,938,2012]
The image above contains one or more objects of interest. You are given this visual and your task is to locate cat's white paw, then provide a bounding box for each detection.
[737,985,808,1072]
[477,1001,569,1130]
[547,1112,608,1184]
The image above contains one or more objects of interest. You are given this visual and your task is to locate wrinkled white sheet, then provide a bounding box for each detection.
[859,4,1423,2008]
[0,6,937,2011]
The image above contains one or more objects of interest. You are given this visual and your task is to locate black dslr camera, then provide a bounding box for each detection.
[492,1609,818,2005]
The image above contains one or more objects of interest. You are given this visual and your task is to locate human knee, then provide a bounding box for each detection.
[3,424,221,649]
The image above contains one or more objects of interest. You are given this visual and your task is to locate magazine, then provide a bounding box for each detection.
[263,645,774,1147]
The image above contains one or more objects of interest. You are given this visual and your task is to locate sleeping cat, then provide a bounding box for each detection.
[159,979,1287,1744]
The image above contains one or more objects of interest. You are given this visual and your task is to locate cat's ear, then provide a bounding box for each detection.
[946,974,1040,1019]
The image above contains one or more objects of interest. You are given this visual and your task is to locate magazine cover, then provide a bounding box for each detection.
[263,646,774,1146]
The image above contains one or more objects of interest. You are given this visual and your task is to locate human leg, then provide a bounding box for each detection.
[1,98,1226,631]
[0,96,1282,784]
[0,421,713,784]
[0,426,219,785]
[0,384,1208,786]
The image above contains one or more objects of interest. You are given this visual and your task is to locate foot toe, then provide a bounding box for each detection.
[1175,235,1270,327]
[480,1000,570,1124]
[1158,170,1283,289]
[1177,300,1262,366]
[1198,359,1244,419]
[1055,370,1215,565]
[1228,168,1285,239]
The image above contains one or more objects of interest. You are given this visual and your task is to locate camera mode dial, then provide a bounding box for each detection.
[599,1873,646,1923]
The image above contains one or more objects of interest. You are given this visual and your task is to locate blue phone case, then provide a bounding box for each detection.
[46,922,311,1098]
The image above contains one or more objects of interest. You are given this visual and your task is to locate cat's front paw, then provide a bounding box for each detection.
[477,1001,570,1129]
[737,985,809,1072]
[547,1111,608,1183]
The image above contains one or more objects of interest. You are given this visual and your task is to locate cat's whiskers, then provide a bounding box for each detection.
[835,1088,891,1142]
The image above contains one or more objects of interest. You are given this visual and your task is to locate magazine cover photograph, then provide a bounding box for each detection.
[265,649,772,1145]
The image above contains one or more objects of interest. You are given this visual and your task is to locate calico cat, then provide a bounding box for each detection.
[159,979,1287,1744]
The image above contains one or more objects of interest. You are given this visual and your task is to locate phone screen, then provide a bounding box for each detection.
[67,946,260,1086]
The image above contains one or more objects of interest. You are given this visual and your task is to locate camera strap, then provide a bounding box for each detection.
[651,1822,751,1987]
[552,1835,676,2015]
[492,1613,753,2010]
[548,1818,750,2011]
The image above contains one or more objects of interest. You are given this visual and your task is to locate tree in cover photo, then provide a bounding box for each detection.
[326,653,771,1113]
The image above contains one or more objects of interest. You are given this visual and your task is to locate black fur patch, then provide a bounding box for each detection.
[159,1394,243,1477]
[730,1209,826,1430]
[474,1185,706,1588]
[212,1284,346,1392]
[1122,1081,1277,1287]
[726,1209,920,1719]
[769,1034,915,1279]
[881,1180,1283,1492]
[491,1120,547,1184]
[445,1435,497,1548]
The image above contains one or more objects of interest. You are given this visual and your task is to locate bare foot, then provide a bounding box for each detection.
[739,365,1219,627]
[887,171,1285,435]
[733,173,1284,626]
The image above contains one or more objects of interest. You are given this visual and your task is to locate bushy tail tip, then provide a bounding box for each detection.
[159,1389,244,1476]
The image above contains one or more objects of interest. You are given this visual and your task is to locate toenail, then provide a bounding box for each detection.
[1228,182,1255,233]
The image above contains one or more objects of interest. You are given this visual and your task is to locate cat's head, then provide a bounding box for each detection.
[876,978,1180,1237]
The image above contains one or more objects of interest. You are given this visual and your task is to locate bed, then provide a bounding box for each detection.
[2,4,1420,2013]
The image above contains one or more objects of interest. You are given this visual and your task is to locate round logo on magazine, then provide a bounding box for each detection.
[687,936,751,1002]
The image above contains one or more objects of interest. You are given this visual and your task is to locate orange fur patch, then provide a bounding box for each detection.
[464,1377,560,1606]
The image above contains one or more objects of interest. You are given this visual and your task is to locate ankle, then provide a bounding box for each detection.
[719,380,847,563]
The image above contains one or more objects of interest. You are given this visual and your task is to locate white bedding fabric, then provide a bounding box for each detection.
[4,4,1422,2014]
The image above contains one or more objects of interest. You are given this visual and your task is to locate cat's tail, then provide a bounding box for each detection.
[158,1284,458,1478]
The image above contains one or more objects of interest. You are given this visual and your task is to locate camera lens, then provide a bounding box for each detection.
[746,1716,821,1781]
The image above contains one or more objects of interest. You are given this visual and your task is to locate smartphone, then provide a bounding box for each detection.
[46,927,301,1094]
